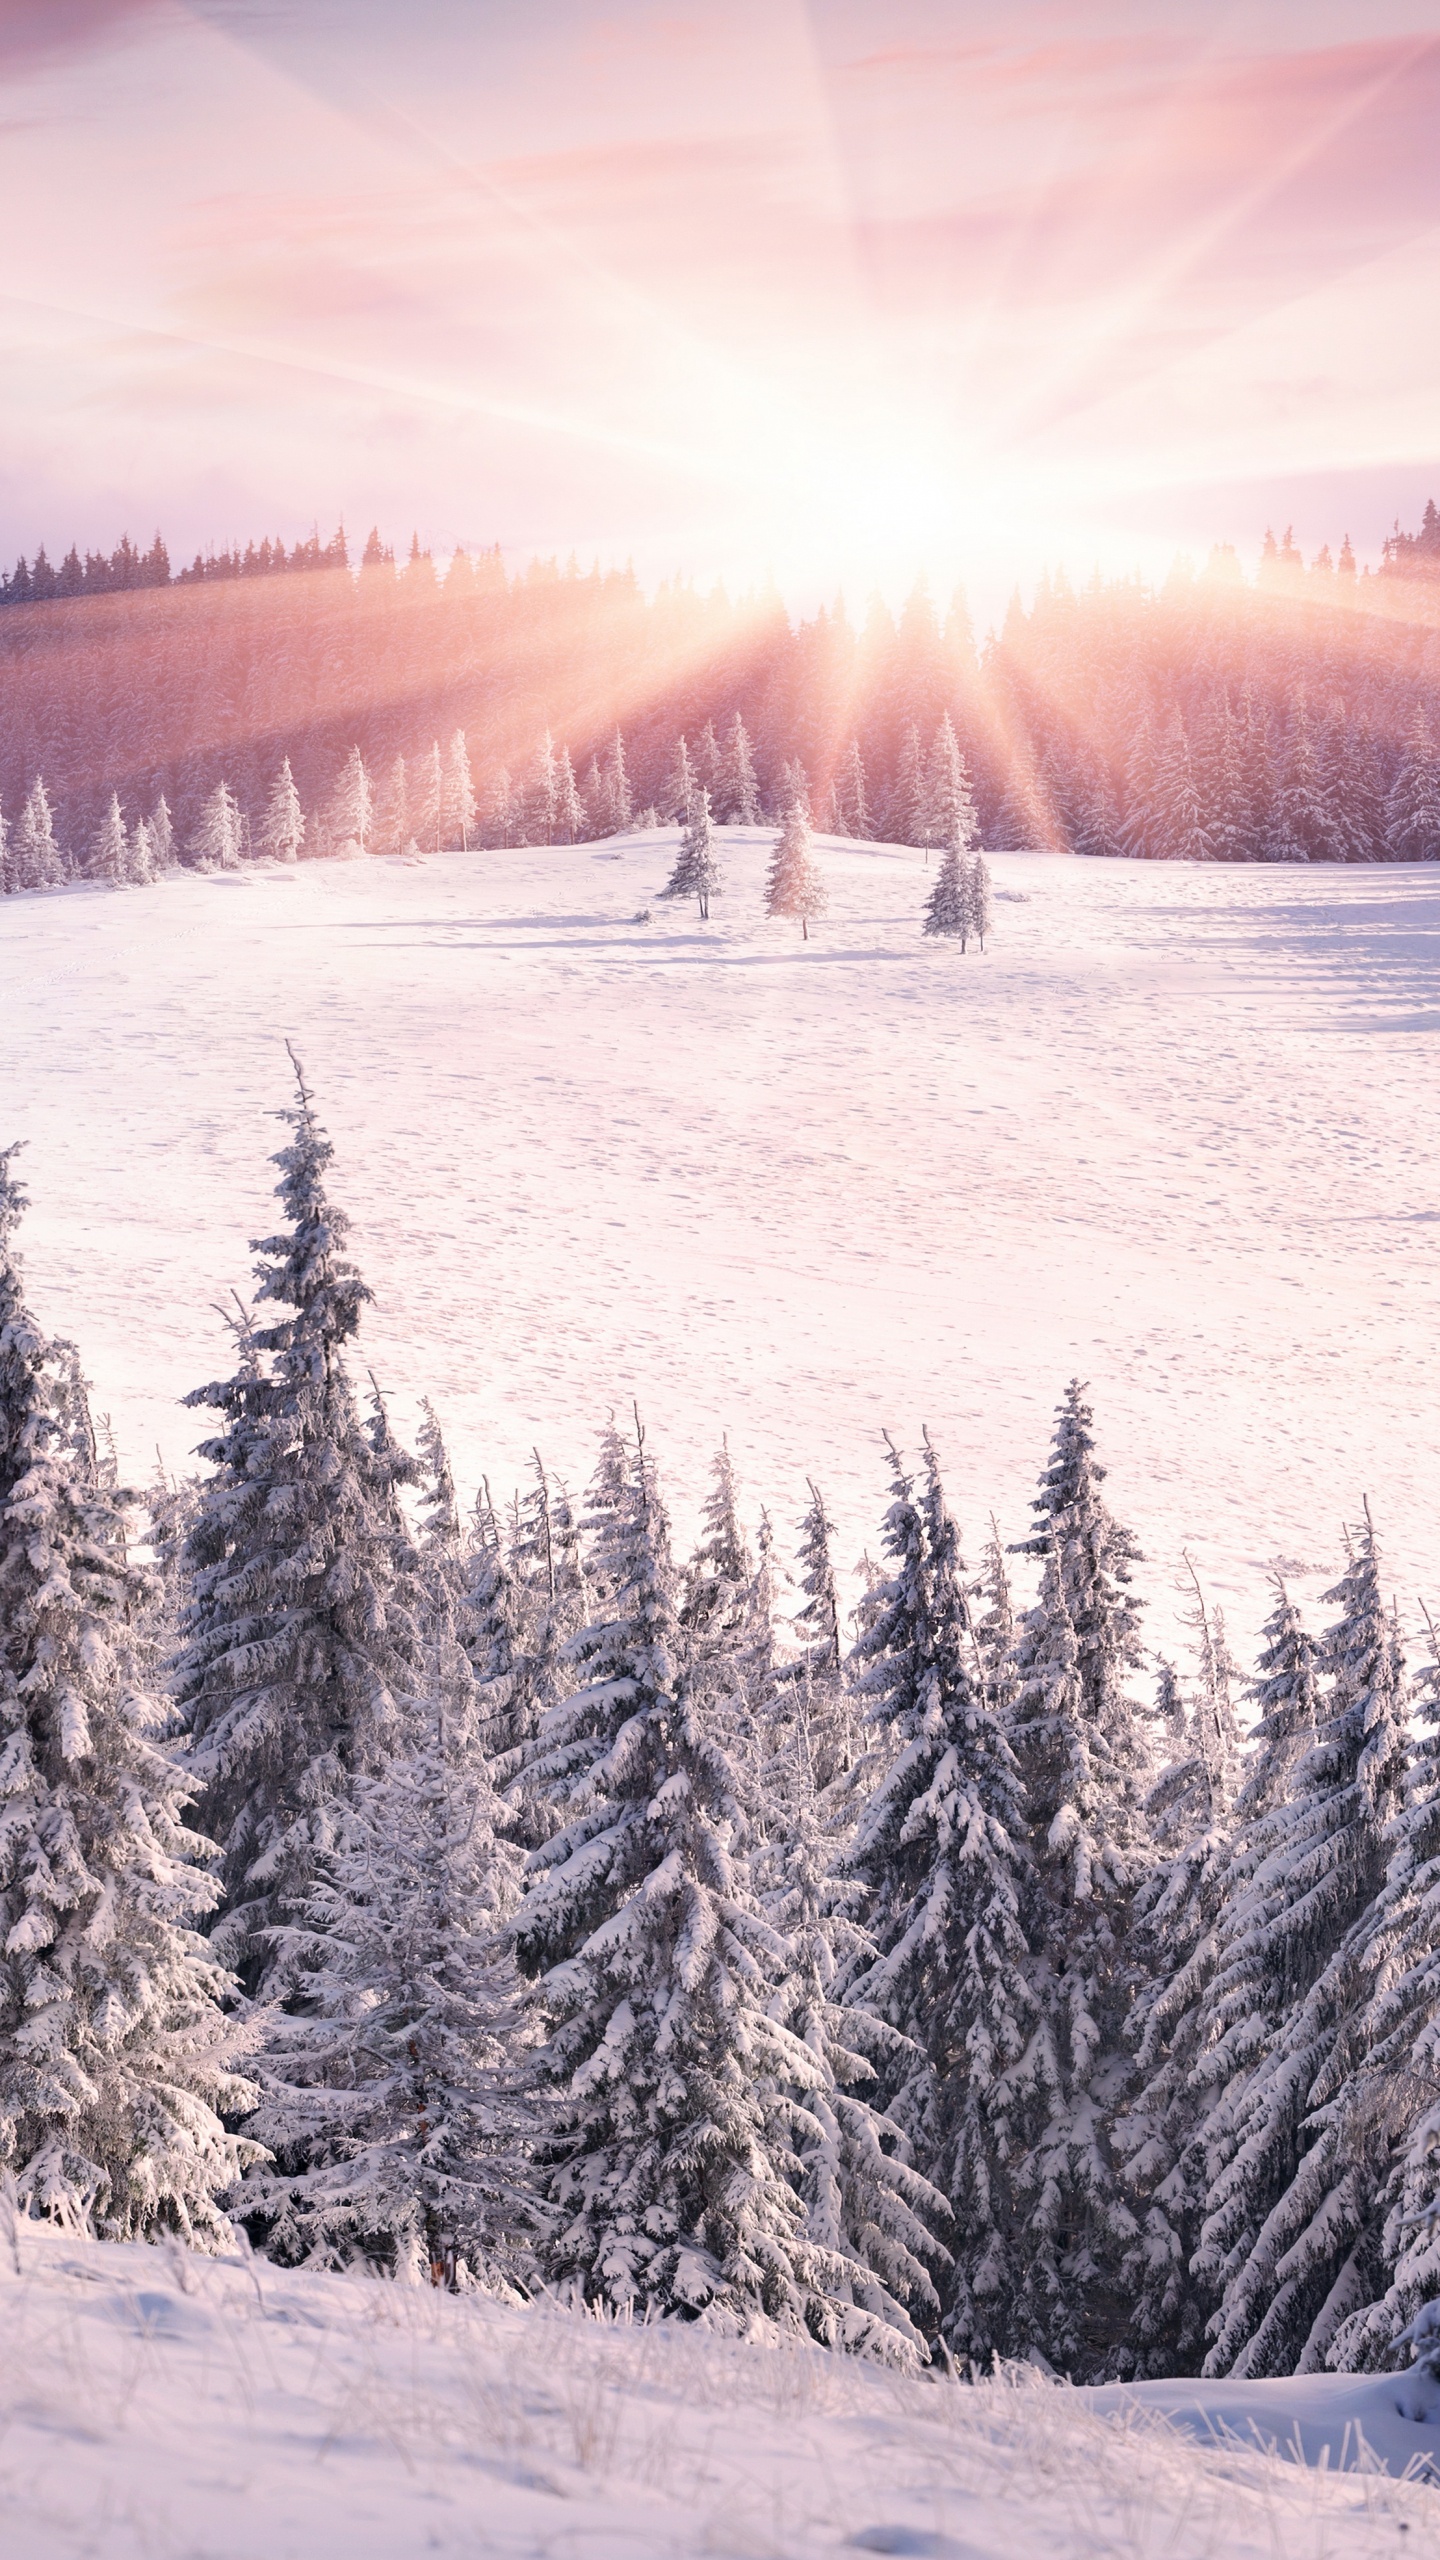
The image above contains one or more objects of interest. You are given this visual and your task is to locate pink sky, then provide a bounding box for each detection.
[3,0,1440,606]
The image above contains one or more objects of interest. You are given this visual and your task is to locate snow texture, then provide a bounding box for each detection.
[4,830,1440,1668]
[0,2220,1436,2559]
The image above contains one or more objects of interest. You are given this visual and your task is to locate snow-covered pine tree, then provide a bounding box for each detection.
[922,842,969,943]
[719,714,761,824]
[258,757,306,863]
[190,779,244,870]
[326,747,373,857]
[125,816,156,886]
[777,755,811,819]
[0,1145,260,2239]
[236,1549,528,2281]
[764,802,827,937]
[1003,1382,1154,2376]
[599,730,633,836]
[89,792,128,885]
[844,1435,1034,2361]
[785,1479,856,1790]
[10,777,65,891]
[375,755,409,857]
[964,849,994,949]
[1327,1607,1440,2370]
[761,1743,950,2362]
[174,1054,422,1994]
[1385,709,1440,860]
[148,792,175,872]
[413,742,443,853]
[1151,712,1211,862]
[663,735,696,822]
[1197,1512,1411,2377]
[922,716,979,854]
[515,1419,907,2345]
[660,788,722,918]
[831,741,870,840]
[1116,1566,1251,2374]
[443,729,476,850]
[893,721,925,846]
[554,744,584,845]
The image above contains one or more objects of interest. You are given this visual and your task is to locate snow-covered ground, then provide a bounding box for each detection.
[5,830,1440,1660]
[1,2222,1435,2559]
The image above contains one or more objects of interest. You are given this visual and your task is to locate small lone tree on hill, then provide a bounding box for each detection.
[765,802,827,938]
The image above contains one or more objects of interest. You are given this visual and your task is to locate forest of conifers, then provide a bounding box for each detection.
[2,1072,1439,2384]
[2,505,1440,874]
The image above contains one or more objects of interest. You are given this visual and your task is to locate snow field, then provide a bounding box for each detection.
[1,2224,1436,2560]
[4,829,1440,1661]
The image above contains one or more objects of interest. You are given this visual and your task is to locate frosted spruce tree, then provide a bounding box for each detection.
[923,842,972,944]
[1197,1512,1410,2377]
[922,715,979,854]
[89,792,128,885]
[0,1147,259,2238]
[845,1437,1033,2361]
[190,780,244,870]
[443,728,476,851]
[1327,1611,1440,2370]
[765,803,827,938]
[174,1055,422,1992]
[237,1585,528,2281]
[661,788,722,918]
[965,850,994,950]
[258,758,306,863]
[1118,1567,1256,2373]
[1003,1381,1154,2377]
[1385,709,1440,861]
[9,777,65,891]
[515,1420,906,2345]
[326,747,374,856]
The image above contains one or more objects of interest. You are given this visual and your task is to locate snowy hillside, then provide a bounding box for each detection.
[4,828,1440,1657]
[1,2222,1435,2560]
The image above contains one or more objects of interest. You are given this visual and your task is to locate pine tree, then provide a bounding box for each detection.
[664,735,696,823]
[785,1480,856,1791]
[1197,1512,1410,2377]
[598,730,633,836]
[719,714,760,824]
[326,747,373,857]
[660,788,722,918]
[258,758,306,863]
[236,1606,527,2280]
[374,755,409,857]
[964,850,994,949]
[1151,713,1211,862]
[554,744,584,845]
[89,791,128,885]
[443,729,476,851]
[893,722,926,846]
[10,777,65,891]
[1004,1383,1153,2376]
[174,1056,421,1994]
[922,716,978,853]
[412,742,442,854]
[1328,1612,1440,2370]
[831,740,870,840]
[845,1437,1033,2360]
[764,803,827,937]
[124,816,155,885]
[190,780,244,870]
[1385,709,1440,860]
[0,1147,260,2238]
[922,843,969,943]
[148,793,175,872]
[516,1422,914,2347]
